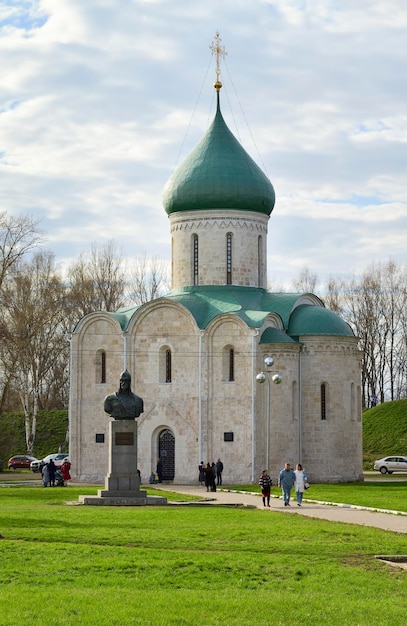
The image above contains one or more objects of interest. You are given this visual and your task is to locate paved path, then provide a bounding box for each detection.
[155,484,407,534]
[2,473,406,534]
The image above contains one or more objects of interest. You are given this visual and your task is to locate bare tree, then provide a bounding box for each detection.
[323,275,346,314]
[291,266,319,293]
[398,298,407,399]
[126,254,171,306]
[379,260,407,401]
[0,211,45,411]
[324,261,407,406]
[67,240,126,321]
[0,211,44,291]
[0,332,17,413]
[0,251,69,453]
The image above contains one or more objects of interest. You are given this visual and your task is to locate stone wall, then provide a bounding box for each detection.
[170,210,268,288]
[70,303,362,485]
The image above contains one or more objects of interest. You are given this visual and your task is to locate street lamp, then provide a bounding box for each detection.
[256,356,282,471]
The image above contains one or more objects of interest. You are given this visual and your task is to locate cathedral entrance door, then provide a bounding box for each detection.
[158,429,175,481]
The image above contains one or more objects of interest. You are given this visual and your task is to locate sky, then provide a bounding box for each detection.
[1,0,406,288]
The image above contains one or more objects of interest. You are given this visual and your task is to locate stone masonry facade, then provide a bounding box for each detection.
[69,303,362,485]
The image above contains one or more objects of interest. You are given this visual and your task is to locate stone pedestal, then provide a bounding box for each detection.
[79,420,167,507]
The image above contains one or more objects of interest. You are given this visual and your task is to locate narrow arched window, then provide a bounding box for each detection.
[159,346,172,383]
[96,349,106,384]
[101,351,106,383]
[321,383,327,420]
[258,235,262,287]
[350,382,355,420]
[222,345,235,382]
[226,232,232,285]
[165,349,172,383]
[171,236,174,283]
[228,348,235,382]
[193,234,199,285]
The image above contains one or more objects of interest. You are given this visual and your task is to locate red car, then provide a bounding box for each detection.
[8,455,38,470]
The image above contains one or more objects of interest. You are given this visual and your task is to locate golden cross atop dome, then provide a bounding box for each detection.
[209,31,227,91]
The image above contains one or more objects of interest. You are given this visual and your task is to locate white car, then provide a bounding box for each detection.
[30,453,69,472]
[373,456,407,474]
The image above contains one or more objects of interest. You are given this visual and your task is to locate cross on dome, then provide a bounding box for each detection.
[209,31,227,91]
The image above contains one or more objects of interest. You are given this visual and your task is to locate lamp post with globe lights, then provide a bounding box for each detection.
[256,356,282,471]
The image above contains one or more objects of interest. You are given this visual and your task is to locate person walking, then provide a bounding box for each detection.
[216,458,224,485]
[258,469,272,507]
[61,458,71,485]
[211,462,217,491]
[48,459,56,487]
[41,462,50,487]
[204,462,213,492]
[198,462,205,486]
[294,463,307,507]
[278,462,296,506]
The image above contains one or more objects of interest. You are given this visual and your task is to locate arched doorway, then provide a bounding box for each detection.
[158,429,175,481]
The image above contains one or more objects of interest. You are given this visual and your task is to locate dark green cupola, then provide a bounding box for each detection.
[163,91,275,216]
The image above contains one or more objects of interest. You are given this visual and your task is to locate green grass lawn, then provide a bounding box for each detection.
[0,485,406,625]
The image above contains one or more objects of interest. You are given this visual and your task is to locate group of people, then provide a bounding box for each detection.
[195,458,308,506]
[41,458,71,487]
[198,459,223,491]
[259,462,308,507]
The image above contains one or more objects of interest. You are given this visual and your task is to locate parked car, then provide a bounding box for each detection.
[30,453,69,472]
[8,455,38,470]
[53,454,70,468]
[373,456,407,474]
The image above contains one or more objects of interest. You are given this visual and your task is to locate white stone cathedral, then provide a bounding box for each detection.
[69,60,363,485]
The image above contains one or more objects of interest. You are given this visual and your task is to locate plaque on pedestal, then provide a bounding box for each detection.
[79,370,167,506]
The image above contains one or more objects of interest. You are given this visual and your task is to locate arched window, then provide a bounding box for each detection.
[171,236,174,283]
[321,383,327,420]
[350,382,356,420]
[222,345,235,382]
[258,235,262,287]
[192,234,199,285]
[101,351,106,383]
[228,348,235,382]
[159,346,172,383]
[226,232,232,285]
[165,349,172,383]
[96,349,106,384]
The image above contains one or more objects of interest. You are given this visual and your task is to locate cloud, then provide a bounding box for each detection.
[0,0,406,289]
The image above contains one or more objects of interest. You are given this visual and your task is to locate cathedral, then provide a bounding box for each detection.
[69,41,363,485]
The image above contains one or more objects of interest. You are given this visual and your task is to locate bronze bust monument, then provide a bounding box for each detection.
[104,370,144,420]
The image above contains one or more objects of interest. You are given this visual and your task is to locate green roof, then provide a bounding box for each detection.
[165,286,292,329]
[287,304,354,337]
[162,93,275,216]
[111,286,355,340]
[260,327,298,344]
[109,309,139,330]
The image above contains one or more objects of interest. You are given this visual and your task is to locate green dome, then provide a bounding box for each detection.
[288,305,355,337]
[163,94,275,216]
